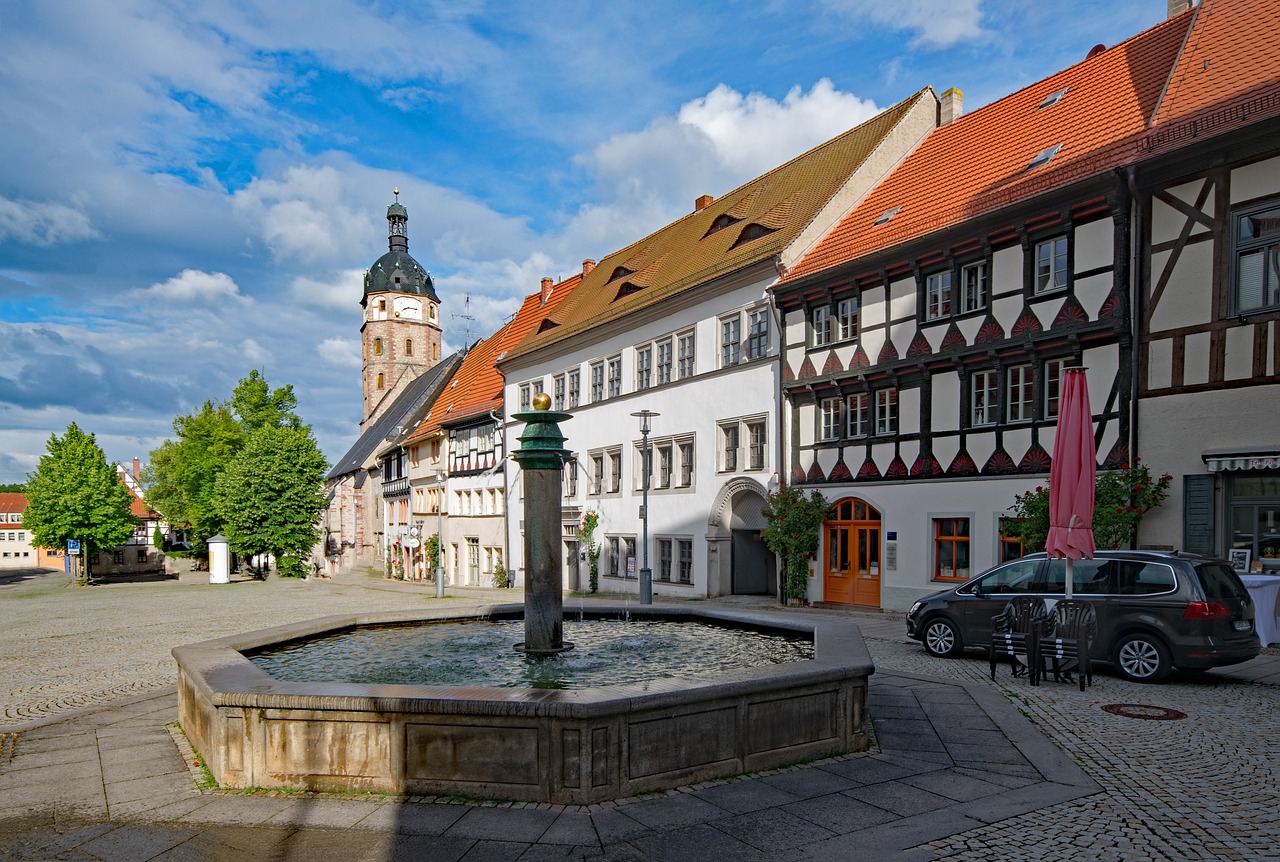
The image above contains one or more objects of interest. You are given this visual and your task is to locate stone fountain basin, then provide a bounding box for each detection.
[173,604,874,804]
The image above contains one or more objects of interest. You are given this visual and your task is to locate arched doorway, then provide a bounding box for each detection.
[706,478,775,597]
[823,498,882,607]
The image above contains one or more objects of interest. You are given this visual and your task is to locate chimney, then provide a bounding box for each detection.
[939,87,963,126]
[540,277,554,305]
[132,457,141,480]
[695,194,715,212]
[1168,0,1194,17]
[582,259,596,276]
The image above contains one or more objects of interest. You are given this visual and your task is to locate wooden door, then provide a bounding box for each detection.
[823,498,882,607]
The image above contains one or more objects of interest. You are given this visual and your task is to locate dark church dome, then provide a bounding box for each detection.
[362,193,440,304]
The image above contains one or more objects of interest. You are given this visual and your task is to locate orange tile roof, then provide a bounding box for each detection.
[784,12,1195,281]
[406,273,582,441]
[1144,0,1280,148]
[502,90,935,363]
[0,492,27,516]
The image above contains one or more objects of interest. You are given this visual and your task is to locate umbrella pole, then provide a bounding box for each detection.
[1065,557,1074,600]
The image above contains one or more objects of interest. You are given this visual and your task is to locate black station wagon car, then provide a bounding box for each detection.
[905,551,1260,682]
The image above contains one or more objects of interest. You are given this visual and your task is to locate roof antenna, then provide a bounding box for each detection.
[453,294,476,347]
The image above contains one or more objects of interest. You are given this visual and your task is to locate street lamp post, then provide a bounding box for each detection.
[631,410,659,605]
[435,468,446,600]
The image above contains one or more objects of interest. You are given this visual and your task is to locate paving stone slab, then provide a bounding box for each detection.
[690,777,801,813]
[537,810,600,846]
[709,808,836,852]
[841,781,956,817]
[608,794,726,831]
[758,766,860,799]
[446,806,559,843]
[781,791,900,834]
[76,824,198,862]
[625,822,769,862]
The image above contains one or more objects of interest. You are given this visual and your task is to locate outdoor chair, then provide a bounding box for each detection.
[1039,599,1097,691]
[990,596,1049,685]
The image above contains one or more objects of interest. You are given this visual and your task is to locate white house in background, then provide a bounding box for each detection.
[497,91,938,598]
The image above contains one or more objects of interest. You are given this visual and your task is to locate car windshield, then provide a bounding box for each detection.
[1196,563,1250,602]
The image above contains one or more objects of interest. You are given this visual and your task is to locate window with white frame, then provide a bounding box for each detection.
[1007,364,1034,422]
[607,448,622,493]
[657,443,673,488]
[1034,236,1069,293]
[564,460,578,497]
[847,392,869,438]
[820,397,843,441]
[633,440,655,490]
[960,261,988,313]
[656,338,673,384]
[678,329,696,378]
[607,355,622,398]
[926,271,952,320]
[720,422,739,471]
[678,539,693,584]
[1234,202,1280,313]
[568,370,581,408]
[590,452,605,494]
[721,315,741,367]
[812,305,833,346]
[934,517,971,581]
[657,539,673,581]
[971,370,999,426]
[678,439,695,487]
[519,383,532,412]
[837,298,858,341]
[875,388,898,435]
[590,362,605,402]
[636,345,653,390]
[747,308,769,359]
[747,420,766,470]
[553,374,566,410]
[608,536,621,577]
[1044,358,1071,419]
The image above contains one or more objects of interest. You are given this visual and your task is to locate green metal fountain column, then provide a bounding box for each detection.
[511,394,573,655]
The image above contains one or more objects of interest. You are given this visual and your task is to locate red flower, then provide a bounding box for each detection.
[1116,506,1124,513]
[1126,506,1135,513]
[1121,463,1129,469]
[1134,485,1144,492]
[1035,486,1043,493]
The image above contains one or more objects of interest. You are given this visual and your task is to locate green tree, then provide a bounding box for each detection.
[23,424,136,584]
[0,482,25,493]
[761,485,828,602]
[144,370,308,556]
[1005,459,1174,553]
[214,426,328,578]
[231,369,303,433]
[143,402,243,553]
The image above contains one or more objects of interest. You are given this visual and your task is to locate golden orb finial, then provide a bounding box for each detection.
[532,392,552,411]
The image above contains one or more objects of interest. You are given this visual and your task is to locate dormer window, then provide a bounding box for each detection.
[703,213,741,237]
[609,265,635,281]
[730,223,776,250]
[1028,144,1062,170]
[1038,88,1068,110]
[613,282,644,301]
[874,206,901,226]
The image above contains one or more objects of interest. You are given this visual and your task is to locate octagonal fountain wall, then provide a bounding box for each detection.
[174,604,874,804]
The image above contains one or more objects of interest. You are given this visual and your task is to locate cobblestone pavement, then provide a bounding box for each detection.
[2,567,1278,860]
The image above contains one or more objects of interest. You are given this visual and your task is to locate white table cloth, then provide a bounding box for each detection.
[1240,574,1280,647]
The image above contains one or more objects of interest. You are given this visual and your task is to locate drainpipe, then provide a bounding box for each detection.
[767,290,786,605]
[1122,166,1142,472]
[491,409,511,586]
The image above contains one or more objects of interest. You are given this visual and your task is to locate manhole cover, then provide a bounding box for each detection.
[1100,703,1187,720]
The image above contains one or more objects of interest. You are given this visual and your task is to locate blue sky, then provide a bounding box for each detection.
[0,1,1166,483]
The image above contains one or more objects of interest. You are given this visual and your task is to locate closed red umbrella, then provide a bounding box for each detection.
[1045,368,1096,599]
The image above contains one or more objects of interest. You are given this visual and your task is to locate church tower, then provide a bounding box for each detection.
[361,190,443,426]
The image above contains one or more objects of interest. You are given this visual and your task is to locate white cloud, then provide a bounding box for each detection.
[563,79,880,259]
[821,0,987,49]
[0,196,100,246]
[131,269,246,304]
[240,339,269,365]
[289,270,366,312]
[317,338,362,368]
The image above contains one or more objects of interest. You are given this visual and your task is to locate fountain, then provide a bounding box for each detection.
[173,399,874,803]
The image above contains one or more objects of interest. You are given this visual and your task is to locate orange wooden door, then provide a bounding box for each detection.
[823,498,881,607]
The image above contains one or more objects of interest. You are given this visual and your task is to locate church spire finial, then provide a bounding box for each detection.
[387,191,408,253]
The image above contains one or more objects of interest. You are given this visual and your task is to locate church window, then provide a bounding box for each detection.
[374,337,384,355]
[433,343,439,360]
[405,339,413,356]
[379,299,386,311]
[377,373,385,390]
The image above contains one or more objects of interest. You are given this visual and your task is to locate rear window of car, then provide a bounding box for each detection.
[1043,559,1176,594]
[1195,563,1250,602]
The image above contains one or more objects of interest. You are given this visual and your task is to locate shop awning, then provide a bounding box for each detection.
[1203,449,1280,472]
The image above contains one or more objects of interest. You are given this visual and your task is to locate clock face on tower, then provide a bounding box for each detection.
[393,298,422,320]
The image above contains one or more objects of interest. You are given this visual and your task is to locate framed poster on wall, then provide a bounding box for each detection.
[1229,548,1252,574]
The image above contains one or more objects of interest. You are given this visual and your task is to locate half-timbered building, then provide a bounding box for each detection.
[774,10,1197,610]
[1128,0,1280,571]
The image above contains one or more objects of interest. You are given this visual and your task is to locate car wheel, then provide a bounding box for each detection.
[1114,633,1172,683]
[922,617,964,657]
